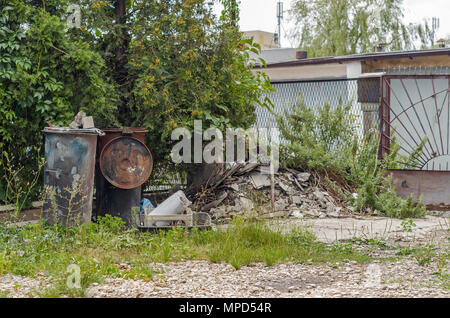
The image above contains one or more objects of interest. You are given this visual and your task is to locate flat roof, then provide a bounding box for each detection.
[257,48,450,68]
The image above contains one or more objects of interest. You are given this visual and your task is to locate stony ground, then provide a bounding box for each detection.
[84,258,449,298]
[1,258,447,298]
[1,214,448,298]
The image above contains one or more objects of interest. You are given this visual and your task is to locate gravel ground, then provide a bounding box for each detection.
[1,255,448,298]
[0,273,51,298]
[82,259,448,298]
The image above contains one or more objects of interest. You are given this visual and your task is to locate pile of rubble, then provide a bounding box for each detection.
[45,111,99,131]
[69,111,95,129]
[188,163,353,223]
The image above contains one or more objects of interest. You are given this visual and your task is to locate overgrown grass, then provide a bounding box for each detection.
[0,215,372,297]
[0,290,10,298]
[193,217,372,268]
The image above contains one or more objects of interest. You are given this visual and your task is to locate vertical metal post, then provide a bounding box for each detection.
[379,76,391,159]
[277,1,283,48]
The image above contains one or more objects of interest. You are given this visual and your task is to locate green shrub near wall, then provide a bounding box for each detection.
[276,95,427,218]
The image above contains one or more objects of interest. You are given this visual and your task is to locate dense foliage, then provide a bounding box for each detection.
[0,2,116,205]
[0,0,273,205]
[68,0,273,162]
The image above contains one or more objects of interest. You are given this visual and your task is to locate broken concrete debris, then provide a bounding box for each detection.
[188,163,350,223]
[249,172,271,189]
[291,210,304,219]
[296,172,311,182]
[69,111,95,129]
[45,112,104,136]
[81,116,95,129]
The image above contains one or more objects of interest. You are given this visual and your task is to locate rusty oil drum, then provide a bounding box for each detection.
[43,127,103,226]
[95,128,153,226]
[98,128,153,189]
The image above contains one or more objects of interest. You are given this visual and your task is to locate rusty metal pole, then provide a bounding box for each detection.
[270,162,275,213]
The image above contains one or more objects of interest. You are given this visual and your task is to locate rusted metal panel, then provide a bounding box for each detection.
[387,169,450,209]
[97,127,148,150]
[42,128,100,226]
[95,128,153,227]
[99,136,153,190]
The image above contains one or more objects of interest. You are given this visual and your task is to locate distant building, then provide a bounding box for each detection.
[254,48,450,81]
[250,47,299,65]
[242,30,278,50]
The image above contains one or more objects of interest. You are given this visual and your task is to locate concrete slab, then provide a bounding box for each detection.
[267,215,449,244]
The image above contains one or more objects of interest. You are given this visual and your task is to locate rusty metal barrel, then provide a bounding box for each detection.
[95,128,153,227]
[43,127,103,226]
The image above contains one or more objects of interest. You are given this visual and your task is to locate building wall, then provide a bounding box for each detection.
[254,54,450,159]
[255,54,450,82]
[242,31,278,50]
[250,48,298,65]
[253,63,348,81]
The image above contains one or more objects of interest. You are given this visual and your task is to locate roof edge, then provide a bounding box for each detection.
[256,48,450,69]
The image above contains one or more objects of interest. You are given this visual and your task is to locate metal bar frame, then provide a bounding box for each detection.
[379,74,450,171]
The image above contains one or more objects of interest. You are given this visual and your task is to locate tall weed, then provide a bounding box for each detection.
[275,94,426,218]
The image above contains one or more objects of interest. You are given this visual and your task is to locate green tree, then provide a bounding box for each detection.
[289,0,433,57]
[0,1,116,205]
[0,0,273,204]
[67,0,273,164]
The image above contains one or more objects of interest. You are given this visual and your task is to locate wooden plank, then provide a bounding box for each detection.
[7,220,40,227]
[0,204,16,213]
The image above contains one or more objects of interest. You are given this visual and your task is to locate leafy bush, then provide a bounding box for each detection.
[0,3,116,205]
[68,0,274,164]
[276,94,427,218]
[0,1,274,205]
[276,95,358,175]
[96,215,126,235]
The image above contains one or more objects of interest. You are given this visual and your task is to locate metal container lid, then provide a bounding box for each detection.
[43,127,105,135]
[100,127,148,133]
[99,136,153,189]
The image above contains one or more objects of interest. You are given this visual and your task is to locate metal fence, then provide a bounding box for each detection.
[380,75,450,171]
[255,79,380,141]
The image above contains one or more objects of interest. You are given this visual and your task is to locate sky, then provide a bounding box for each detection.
[213,0,450,48]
